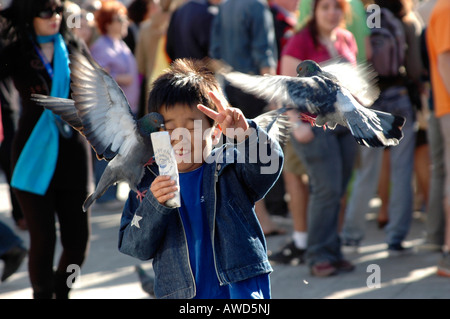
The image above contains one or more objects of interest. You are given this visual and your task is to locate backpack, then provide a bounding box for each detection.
[369,8,406,77]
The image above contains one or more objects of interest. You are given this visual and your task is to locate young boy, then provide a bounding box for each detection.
[118,59,284,299]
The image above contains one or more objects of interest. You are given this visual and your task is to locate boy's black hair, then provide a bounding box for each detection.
[147,58,221,126]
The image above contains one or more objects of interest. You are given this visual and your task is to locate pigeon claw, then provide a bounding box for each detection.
[299,113,317,127]
[136,189,148,202]
[144,157,155,167]
[299,113,327,131]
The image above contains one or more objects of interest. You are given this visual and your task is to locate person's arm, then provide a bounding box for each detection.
[249,1,277,74]
[118,175,177,260]
[114,73,134,86]
[438,50,450,95]
[165,9,177,61]
[209,7,221,59]
[198,91,284,201]
[403,18,424,83]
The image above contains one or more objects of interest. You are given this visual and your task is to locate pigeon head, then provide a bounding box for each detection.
[138,112,165,135]
[296,60,322,77]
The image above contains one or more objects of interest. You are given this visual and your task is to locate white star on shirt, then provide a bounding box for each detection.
[131,214,142,228]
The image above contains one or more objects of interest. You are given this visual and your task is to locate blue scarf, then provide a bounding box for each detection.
[11,33,71,195]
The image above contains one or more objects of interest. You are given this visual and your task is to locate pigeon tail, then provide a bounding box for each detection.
[347,109,405,148]
[372,110,405,141]
[82,193,95,212]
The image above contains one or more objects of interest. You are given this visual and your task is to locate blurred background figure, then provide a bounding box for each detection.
[70,7,97,47]
[134,0,185,118]
[415,0,444,254]
[266,0,309,264]
[0,0,92,298]
[0,22,24,230]
[91,0,140,115]
[0,220,27,283]
[123,0,152,53]
[210,0,282,236]
[426,0,450,277]
[341,0,422,257]
[280,0,358,277]
[165,0,222,61]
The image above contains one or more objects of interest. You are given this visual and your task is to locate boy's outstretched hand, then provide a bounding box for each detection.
[197,91,250,143]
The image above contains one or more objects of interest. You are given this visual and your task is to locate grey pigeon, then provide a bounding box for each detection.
[31,51,165,212]
[135,265,155,297]
[253,108,292,145]
[217,59,405,147]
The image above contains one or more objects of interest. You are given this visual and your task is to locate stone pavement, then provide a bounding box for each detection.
[0,171,449,299]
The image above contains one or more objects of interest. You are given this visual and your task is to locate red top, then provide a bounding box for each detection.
[282,26,357,65]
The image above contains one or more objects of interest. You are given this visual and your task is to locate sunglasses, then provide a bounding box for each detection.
[36,5,64,19]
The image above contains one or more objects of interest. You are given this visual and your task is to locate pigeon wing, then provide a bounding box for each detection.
[30,94,84,133]
[253,109,293,145]
[322,61,380,106]
[222,71,331,114]
[69,51,141,161]
[336,89,402,147]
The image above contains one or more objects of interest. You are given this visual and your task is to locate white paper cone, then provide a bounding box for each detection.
[150,131,181,208]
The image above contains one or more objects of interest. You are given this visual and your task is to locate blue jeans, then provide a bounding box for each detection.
[292,127,356,265]
[0,220,23,256]
[342,86,416,246]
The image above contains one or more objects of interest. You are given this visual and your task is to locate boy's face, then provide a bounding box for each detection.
[160,103,222,173]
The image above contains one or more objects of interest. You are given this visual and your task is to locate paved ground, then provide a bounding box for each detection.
[0,171,449,299]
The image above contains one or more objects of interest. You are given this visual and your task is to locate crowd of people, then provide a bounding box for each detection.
[0,0,449,299]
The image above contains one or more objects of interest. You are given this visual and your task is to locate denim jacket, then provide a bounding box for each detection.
[118,120,283,299]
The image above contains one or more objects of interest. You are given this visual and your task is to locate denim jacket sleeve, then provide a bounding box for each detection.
[226,120,284,202]
[118,180,177,260]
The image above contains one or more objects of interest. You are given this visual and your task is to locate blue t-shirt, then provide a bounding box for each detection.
[178,165,271,299]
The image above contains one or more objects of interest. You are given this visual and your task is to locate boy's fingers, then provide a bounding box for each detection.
[155,175,171,182]
[224,114,233,126]
[158,192,176,204]
[197,104,219,121]
[208,91,226,112]
[150,177,176,194]
[153,184,177,199]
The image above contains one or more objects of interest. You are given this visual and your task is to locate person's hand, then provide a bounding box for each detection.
[293,121,314,144]
[150,175,177,205]
[197,91,250,142]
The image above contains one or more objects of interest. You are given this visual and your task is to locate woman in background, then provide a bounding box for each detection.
[0,0,92,298]
[280,0,358,277]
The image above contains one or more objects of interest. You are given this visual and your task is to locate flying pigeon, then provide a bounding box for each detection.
[216,59,405,147]
[31,50,165,212]
[252,108,292,145]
